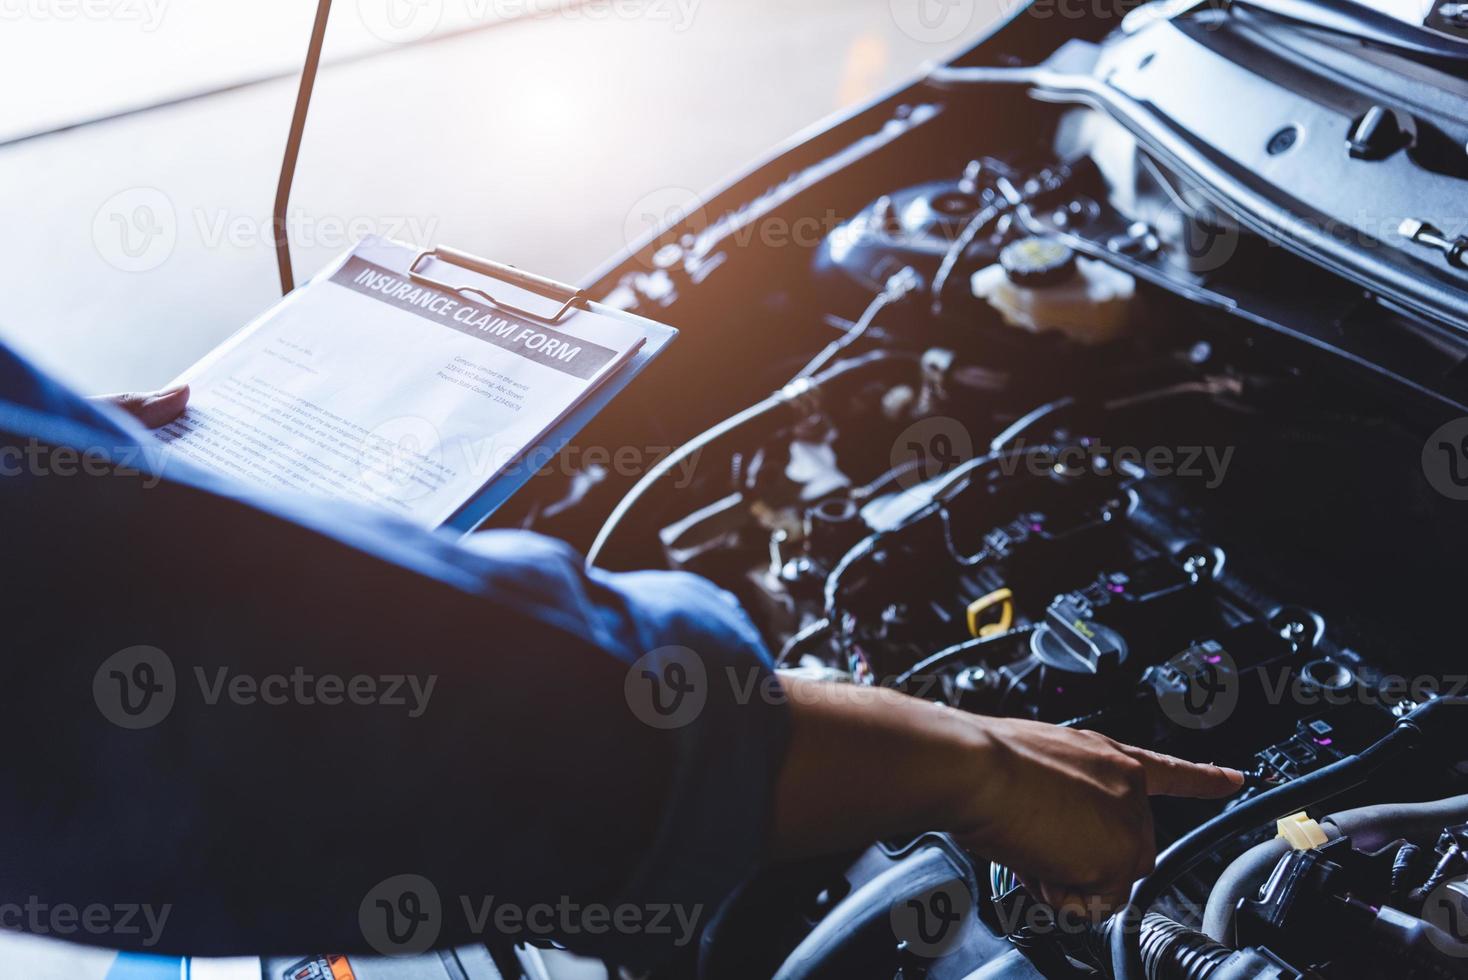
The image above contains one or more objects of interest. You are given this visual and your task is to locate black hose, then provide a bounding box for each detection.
[930,201,1007,317]
[1201,792,1468,941]
[1110,698,1468,980]
[892,635,996,692]
[585,351,915,569]
[1392,842,1422,904]
[988,397,1075,454]
[819,445,1054,672]
[1137,914,1233,980]
[776,618,833,667]
[931,173,1028,317]
[794,269,919,382]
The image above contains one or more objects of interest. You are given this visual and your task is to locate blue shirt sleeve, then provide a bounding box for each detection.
[0,340,789,962]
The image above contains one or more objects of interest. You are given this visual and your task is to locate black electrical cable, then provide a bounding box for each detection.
[585,391,798,570]
[930,174,1024,317]
[929,201,1006,318]
[937,507,993,567]
[776,618,833,667]
[850,458,927,501]
[586,351,916,570]
[819,449,1022,642]
[819,445,1053,674]
[1108,698,1468,980]
[988,397,1075,453]
[929,443,1058,504]
[820,522,929,677]
[794,268,920,382]
[892,634,996,692]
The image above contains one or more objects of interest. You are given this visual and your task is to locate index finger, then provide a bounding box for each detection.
[1122,746,1244,799]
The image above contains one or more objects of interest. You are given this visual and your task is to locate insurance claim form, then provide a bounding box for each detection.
[154,237,645,527]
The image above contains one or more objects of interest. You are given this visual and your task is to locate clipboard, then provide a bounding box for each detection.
[239,235,676,537]
[399,245,676,535]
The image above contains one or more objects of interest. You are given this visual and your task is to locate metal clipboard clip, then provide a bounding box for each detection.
[407,246,590,325]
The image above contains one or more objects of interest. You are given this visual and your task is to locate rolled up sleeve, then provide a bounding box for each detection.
[459,533,791,955]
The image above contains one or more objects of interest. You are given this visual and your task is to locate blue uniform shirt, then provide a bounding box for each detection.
[0,340,789,962]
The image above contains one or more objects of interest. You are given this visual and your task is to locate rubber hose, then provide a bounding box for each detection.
[1115,698,1468,979]
[585,351,913,569]
[1110,721,1425,979]
[1201,792,1468,942]
[1138,914,1233,980]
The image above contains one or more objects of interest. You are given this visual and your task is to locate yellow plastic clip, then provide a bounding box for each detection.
[967,588,1015,639]
[1276,812,1329,850]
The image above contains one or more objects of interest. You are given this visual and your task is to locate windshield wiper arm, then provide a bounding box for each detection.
[1229,0,1468,65]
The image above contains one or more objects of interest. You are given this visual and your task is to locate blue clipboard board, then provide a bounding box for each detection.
[378,243,674,536]
[440,309,675,535]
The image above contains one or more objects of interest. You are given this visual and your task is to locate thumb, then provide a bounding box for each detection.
[94,385,190,429]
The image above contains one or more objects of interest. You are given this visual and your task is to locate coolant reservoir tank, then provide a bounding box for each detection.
[972,236,1134,344]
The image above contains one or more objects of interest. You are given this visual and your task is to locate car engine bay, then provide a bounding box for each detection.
[484,5,1468,978]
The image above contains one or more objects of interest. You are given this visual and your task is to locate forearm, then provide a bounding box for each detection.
[770,678,998,859]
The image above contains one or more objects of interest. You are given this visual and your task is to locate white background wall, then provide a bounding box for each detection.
[0,0,1005,392]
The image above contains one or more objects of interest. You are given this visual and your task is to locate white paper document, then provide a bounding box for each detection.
[155,237,645,527]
